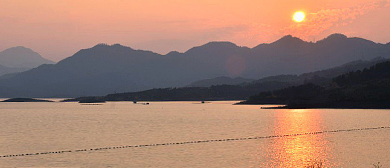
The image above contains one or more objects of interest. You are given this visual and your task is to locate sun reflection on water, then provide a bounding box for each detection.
[265,109,334,168]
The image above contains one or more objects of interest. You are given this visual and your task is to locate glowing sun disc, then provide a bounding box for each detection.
[293,11,305,22]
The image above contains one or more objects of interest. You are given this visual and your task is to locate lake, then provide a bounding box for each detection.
[0,101,389,167]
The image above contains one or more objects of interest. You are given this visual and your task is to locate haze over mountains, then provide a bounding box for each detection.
[65,57,389,103]
[241,61,390,109]
[0,33,389,98]
[0,46,54,76]
[187,76,254,87]
[0,65,28,77]
[186,57,387,88]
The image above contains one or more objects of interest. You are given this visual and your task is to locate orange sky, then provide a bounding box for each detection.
[0,0,389,61]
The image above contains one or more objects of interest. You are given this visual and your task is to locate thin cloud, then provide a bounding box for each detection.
[281,0,390,40]
[198,0,390,47]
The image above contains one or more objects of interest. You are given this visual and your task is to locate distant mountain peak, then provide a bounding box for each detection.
[92,43,132,49]
[317,33,379,46]
[0,46,54,68]
[200,41,239,49]
[327,33,348,39]
[4,46,34,53]
[272,35,306,45]
[281,35,294,39]
[165,51,182,56]
[93,43,110,47]
[184,41,241,54]
[318,33,348,43]
[206,41,237,45]
[11,46,29,49]
[84,43,137,56]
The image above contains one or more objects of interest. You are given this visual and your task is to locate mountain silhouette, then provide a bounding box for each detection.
[248,57,388,86]
[0,34,389,98]
[241,61,390,109]
[187,76,254,87]
[0,46,54,68]
[0,64,29,77]
[0,46,54,77]
[64,58,388,103]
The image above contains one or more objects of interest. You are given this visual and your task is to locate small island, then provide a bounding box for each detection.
[62,96,105,103]
[2,98,54,102]
[79,98,106,103]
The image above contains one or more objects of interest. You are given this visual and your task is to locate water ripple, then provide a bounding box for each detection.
[1,126,389,158]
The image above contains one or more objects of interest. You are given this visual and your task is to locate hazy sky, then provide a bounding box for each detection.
[1,0,389,61]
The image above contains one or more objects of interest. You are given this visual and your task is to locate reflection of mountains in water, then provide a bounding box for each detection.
[0,34,389,97]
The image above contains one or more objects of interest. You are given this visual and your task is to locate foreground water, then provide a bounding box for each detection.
[0,101,389,168]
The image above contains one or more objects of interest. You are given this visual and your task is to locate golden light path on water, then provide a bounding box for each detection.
[266,109,333,167]
[3,106,389,168]
[1,102,390,167]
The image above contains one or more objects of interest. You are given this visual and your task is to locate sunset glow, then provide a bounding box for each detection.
[0,0,389,61]
[0,1,390,167]
[293,11,306,22]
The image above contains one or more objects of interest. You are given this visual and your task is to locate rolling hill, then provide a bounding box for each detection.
[240,61,390,109]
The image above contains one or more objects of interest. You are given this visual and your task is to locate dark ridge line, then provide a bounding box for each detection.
[1,126,389,158]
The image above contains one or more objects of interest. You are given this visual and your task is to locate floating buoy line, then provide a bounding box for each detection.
[1,126,389,158]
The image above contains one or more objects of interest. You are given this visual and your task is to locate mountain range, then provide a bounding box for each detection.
[247,57,388,86]
[188,57,387,88]
[63,57,388,103]
[0,46,54,76]
[0,34,389,98]
[0,64,28,77]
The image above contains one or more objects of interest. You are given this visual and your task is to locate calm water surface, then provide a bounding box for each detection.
[0,101,389,168]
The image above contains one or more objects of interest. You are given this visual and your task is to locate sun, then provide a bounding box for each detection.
[293,11,305,22]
